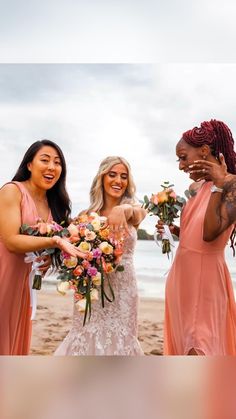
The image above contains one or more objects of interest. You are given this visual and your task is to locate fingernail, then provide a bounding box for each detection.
[188,165,193,168]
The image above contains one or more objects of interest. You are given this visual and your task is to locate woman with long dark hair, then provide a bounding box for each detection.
[0,140,81,355]
[158,119,236,355]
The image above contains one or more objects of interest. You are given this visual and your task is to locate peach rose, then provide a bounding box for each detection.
[99,242,113,255]
[63,256,78,269]
[73,265,84,277]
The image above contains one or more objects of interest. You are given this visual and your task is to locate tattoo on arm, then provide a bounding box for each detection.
[222,179,236,225]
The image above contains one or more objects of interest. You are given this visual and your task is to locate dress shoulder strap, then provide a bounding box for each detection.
[1,181,28,196]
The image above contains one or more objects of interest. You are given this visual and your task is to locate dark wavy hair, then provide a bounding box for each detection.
[12,140,71,224]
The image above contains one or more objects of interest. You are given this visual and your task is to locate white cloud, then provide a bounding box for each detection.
[0,64,236,232]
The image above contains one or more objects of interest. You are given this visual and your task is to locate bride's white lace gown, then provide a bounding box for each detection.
[54,226,143,355]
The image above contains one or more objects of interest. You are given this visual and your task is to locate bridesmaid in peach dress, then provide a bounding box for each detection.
[159,119,236,355]
[0,140,80,355]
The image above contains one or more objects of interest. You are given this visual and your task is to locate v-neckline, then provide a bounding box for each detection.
[21,182,51,222]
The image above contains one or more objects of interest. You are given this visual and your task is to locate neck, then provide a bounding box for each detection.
[25,179,47,201]
[101,196,121,215]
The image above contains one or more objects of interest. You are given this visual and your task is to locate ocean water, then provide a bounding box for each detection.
[44,240,236,300]
[135,240,236,299]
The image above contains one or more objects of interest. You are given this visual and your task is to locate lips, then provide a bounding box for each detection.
[111,185,122,191]
[43,174,55,181]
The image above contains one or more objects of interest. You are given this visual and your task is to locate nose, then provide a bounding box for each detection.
[47,160,56,170]
[114,175,122,184]
[179,161,185,171]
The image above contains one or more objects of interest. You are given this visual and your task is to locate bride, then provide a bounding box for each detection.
[55,156,146,355]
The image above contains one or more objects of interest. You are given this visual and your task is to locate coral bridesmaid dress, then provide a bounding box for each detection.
[164,181,236,355]
[0,181,51,355]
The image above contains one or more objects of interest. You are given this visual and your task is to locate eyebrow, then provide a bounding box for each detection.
[40,153,61,159]
[109,170,128,175]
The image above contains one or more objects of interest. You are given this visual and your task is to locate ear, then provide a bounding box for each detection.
[27,162,32,172]
[200,144,211,159]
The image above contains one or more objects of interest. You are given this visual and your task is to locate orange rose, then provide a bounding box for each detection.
[73,265,84,276]
[99,228,110,240]
[104,263,114,273]
[157,191,169,203]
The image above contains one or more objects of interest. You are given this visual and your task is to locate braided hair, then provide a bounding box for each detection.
[182,119,236,254]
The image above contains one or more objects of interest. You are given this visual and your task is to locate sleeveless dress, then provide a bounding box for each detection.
[0,181,52,355]
[55,225,143,355]
[164,181,236,355]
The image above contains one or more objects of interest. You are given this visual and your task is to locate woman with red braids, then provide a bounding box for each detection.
[160,119,236,355]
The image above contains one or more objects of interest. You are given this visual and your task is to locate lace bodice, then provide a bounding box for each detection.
[54,226,143,356]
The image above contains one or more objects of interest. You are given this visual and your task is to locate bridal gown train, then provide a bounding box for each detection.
[55,225,143,355]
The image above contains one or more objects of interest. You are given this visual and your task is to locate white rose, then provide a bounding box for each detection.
[92,272,102,286]
[90,219,101,231]
[85,229,96,241]
[76,298,87,312]
[57,281,70,295]
[67,223,79,236]
[90,288,99,301]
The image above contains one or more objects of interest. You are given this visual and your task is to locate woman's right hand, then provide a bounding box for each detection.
[155,220,180,237]
[53,236,87,258]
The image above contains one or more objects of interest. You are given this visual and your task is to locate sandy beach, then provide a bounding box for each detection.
[30,290,164,356]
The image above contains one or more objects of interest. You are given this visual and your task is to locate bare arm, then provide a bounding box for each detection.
[107,204,147,234]
[0,184,83,257]
[0,184,57,252]
[203,177,236,241]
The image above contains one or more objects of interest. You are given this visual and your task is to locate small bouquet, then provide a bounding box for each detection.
[20,220,69,290]
[57,212,125,326]
[143,181,186,258]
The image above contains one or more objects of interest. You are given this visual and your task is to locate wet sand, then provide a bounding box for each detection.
[30,290,164,356]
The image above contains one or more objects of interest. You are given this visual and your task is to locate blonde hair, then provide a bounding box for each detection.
[86,156,137,213]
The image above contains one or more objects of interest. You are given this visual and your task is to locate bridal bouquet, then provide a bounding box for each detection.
[143,181,186,258]
[57,212,125,326]
[20,220,68,290]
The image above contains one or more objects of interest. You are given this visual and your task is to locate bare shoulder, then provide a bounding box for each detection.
[188,180,205,197]
[0,183,21,203]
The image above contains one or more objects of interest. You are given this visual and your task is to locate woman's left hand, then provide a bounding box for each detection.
[189,153,228,186]
[107,206,129,237]
[36,255,52,273]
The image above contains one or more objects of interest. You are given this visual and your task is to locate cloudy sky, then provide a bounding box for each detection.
[0,0,236,62]
[0,1,236,231]
[0,64,236,231]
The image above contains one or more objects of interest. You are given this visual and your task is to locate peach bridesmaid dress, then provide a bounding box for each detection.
[0,181,51,355]
[164,181,236,355]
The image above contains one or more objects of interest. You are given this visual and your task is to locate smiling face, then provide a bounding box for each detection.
[103,163,129,202]
[27,145,62,190]
[176,139,207,181]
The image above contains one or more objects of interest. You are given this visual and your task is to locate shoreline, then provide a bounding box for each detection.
[30,290,164,356]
